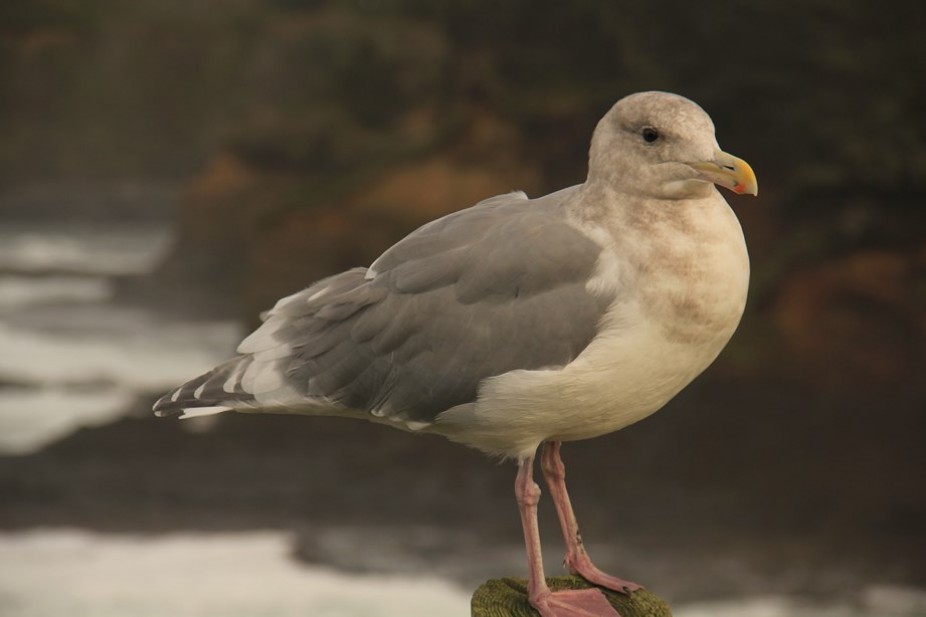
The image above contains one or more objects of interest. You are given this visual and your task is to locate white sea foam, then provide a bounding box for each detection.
[0,225,171,275]
[0,530,472,617]
[0,275,112,309]
[0,530,923,617]
[0,241,241,454]
[0,318,239,391]
[674,591,926,617]
[0,387,133,454]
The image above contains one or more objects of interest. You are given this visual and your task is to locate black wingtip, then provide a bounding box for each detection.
[152,394,178,417]
[152,357,259,418]
[152,405,177,418]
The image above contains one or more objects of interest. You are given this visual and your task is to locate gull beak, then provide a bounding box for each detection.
[690,150,758,196]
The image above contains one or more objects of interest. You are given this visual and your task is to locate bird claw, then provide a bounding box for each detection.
[531,588,622,617]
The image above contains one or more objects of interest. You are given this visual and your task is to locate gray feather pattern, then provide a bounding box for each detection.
[153,189,615,421]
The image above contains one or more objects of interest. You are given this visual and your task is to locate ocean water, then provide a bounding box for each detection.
[0,530,472,617]
[0,223,240,454]
[0,224,173,275]
[1,530,924,617]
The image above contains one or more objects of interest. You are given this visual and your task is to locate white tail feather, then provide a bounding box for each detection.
[179,406,232,420]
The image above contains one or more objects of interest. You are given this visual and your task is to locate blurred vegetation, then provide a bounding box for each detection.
[1,0,924,385]
[4,1,924,192]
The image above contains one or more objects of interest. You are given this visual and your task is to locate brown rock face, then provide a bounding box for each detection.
[772,248,926,384]
[245,150,540,320]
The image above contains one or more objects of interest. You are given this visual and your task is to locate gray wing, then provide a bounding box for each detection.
[154,190,614,423]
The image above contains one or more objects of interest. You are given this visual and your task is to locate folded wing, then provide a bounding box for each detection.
[153,190,615,425]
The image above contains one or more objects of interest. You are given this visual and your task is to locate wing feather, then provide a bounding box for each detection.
[153,188,615,423]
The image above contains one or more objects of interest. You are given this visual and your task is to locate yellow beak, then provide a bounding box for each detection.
[690,150,758,196]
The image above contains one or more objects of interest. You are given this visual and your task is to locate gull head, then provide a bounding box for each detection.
[588,91,757,200]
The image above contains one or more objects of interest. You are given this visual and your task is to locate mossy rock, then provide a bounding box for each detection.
[472,576,671,617]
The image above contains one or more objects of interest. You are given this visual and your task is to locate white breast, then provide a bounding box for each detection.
[437,194,749,459]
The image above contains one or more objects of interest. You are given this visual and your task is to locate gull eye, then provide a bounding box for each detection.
[641,127,660,143]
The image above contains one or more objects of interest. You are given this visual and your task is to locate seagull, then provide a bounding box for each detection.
[154,91,757,617]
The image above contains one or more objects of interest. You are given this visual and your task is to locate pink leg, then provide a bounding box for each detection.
[516,451,621,617]
[540,441,643,595]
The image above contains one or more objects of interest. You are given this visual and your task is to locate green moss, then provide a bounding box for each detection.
[471,576,671,617]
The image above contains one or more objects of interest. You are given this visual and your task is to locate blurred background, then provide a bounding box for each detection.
[1,1,924,615]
